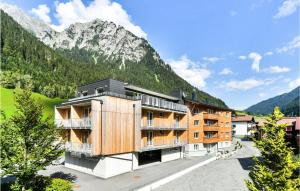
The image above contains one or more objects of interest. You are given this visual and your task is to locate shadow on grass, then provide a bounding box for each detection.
[50,171,77,182]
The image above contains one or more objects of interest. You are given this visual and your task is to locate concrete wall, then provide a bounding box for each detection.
[232,122,250,136]
[161,147,183,162]
[185,144,207,156]
[65,152,138,179]
[218,141,231,149]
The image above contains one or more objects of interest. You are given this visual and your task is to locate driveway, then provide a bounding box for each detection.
[39,154,215,191]
[154,141,260,191]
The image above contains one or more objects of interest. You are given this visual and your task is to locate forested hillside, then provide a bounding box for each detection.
[245,86,299,116]
[0,11,227,108]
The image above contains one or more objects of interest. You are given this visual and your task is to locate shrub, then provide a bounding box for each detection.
[46,178,72,191]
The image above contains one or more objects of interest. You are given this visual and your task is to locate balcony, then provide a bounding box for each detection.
[141,95,187,113]
[203,113,219,120]
[65,142,92,154]
[141,122,187,130]
[55,118,92,129]
[203,125,219,131]
[203,136,219,143]
[141,139,187,151]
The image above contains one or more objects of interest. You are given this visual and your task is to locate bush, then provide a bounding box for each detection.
[46,178,72,191]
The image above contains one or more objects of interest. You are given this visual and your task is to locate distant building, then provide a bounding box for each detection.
[277,117,300,152]
[231,115,256,137]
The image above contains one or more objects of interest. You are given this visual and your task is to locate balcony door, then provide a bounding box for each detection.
[175,115,180,128]
[147,131,153,146]
[147,112,153,127]
[175,131,180,143]
[83,107,91,119]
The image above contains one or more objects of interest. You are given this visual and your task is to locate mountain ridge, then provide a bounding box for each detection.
[245,86,300,116]
[0,7,227,108]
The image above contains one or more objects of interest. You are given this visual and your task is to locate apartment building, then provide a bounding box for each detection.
[54,79,231,178]
[184,99,232,156]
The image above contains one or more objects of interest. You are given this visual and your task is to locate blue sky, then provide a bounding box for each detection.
[3,0,300,109]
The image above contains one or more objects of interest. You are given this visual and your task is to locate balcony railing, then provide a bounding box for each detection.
[203,113,219,120]
[203,125,219,131]
[141,139,187,151]
[203,136,219,143]
[55,118,92,129]
[141,95,187,113]
[65,142,92,154]
[141,122,188,130]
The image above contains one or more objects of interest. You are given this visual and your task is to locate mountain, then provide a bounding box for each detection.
[0,7,227,108]
[245,86,300,116]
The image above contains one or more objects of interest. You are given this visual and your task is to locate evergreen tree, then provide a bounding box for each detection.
[245,107,300,191]
[0,89,63,190]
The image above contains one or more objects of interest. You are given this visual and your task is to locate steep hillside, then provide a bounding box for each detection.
[0,10,227,108]
[245,86,300,116]
[0,87,64,118]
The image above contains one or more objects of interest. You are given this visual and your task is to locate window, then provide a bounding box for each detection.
[226,122,229,127]
[207,109,215,114]
[194,132,199,139]
[81,91,88,96]
[67,109,71,119]
[95,87,104,94]
[175,115,180,128]
[193,108,200,114]
[83,107,91,118]
[226,112,229,118]
[194,120,200,126]
[194,144,199,150]
[159,112,164,118]
[147,131,153,146]
[147,112,153,127]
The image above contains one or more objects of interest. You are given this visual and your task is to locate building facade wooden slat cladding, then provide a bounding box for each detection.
[54,79,232,178]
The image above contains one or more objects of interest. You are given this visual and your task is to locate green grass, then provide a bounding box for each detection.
[0,87,64,119]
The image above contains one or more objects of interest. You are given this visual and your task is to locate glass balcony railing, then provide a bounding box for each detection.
[55,118,92,129]
[65,142,92,154]
[141,95,187,113]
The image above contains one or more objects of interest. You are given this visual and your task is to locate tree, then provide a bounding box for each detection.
[245,107,300,191]
[0,89,63,190]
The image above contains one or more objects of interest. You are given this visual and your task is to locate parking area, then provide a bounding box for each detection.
[39,153,214,191]
[155,141,260,191]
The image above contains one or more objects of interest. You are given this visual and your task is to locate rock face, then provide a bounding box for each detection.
[0,3,156,63]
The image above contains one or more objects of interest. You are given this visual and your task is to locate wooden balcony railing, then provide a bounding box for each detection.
[203,125,219,131]
[203,113,219,120]
[141,122,187,130]
[203,136,219,143]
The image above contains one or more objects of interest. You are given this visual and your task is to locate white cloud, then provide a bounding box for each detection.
[220,78,264,90]
[219,68,233,75]
[262,66,291,73]
[277,35,300,53]
[248,52,262,72]
[259,92,266,97]
[238,55,247,60]
[274,0,300,18]
[32,0,147,38]
[30,4,51,23]
[264,51,273,56]
[167,55,211,89]
[289,77,300,89]
[202,57,222,63]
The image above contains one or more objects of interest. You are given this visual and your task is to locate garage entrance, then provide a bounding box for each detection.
[138,150,161,166]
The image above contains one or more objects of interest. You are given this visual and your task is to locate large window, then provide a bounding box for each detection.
[194,132,199,139]
[175,131,180,143]
[193,108,200,114]
[147,112,153,127]
[194,120,200,126]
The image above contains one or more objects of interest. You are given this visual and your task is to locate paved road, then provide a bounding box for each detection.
[155,141,260,191]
